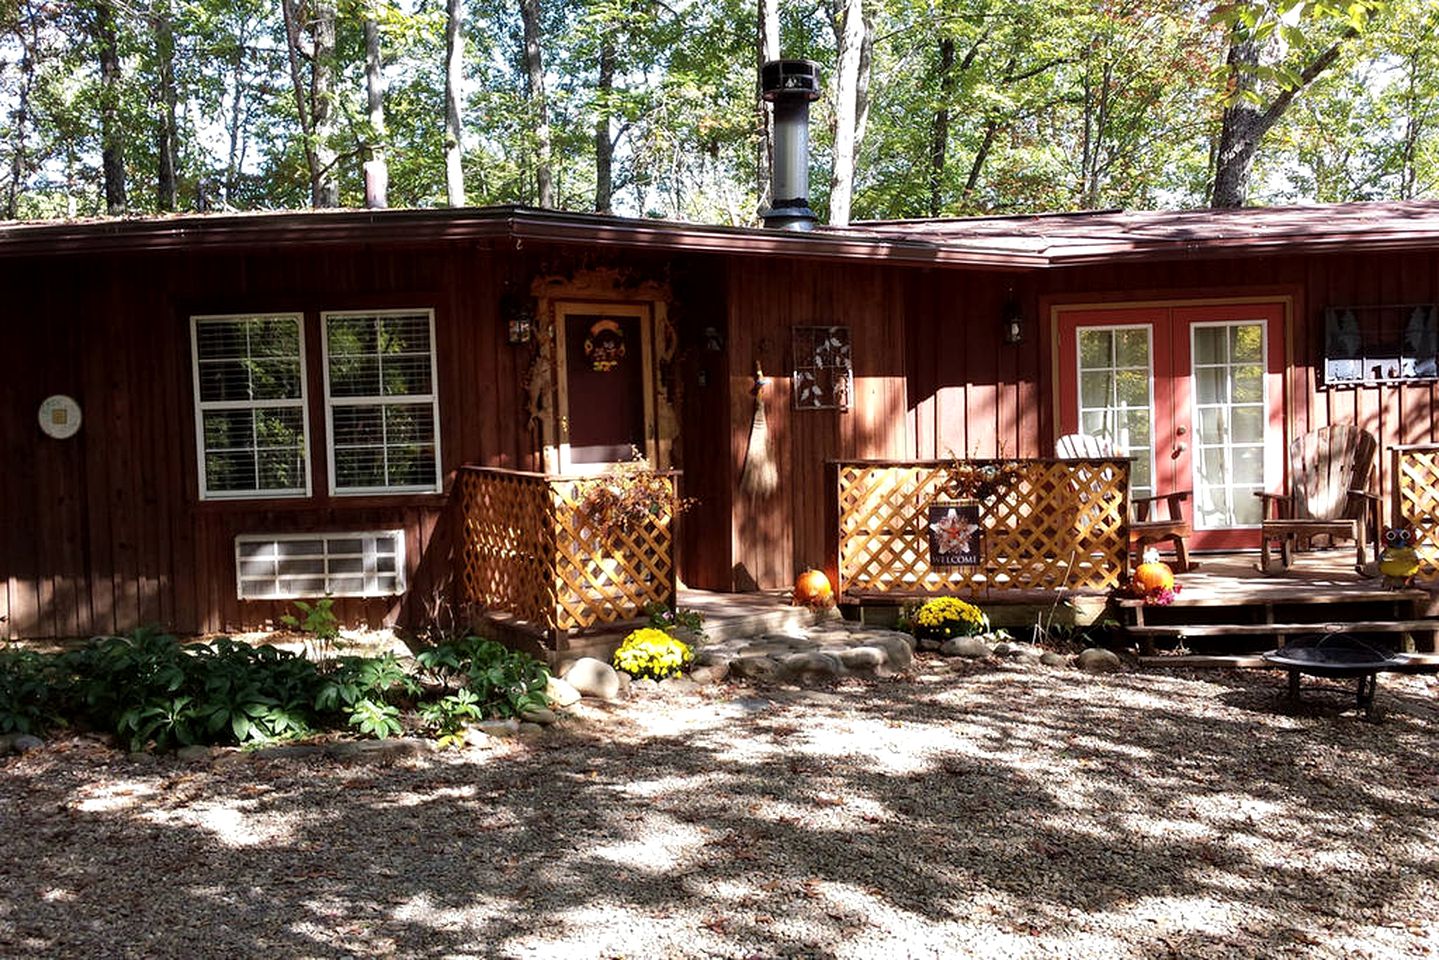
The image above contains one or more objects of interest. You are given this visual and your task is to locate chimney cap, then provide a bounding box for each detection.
[761,59,821,102]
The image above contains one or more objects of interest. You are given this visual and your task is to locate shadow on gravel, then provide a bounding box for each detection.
[1,664,1436,959]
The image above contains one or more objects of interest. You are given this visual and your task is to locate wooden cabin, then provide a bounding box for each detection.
[3,201,1439,641]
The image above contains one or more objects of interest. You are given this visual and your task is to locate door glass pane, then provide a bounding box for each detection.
[1076,325,1153,502]
[1191,321,1266,529]
[1193,327,1225,364]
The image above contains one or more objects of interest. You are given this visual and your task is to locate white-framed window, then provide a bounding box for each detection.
[322,309,442,495]
[235,530,405,599]
[191,313,310,500]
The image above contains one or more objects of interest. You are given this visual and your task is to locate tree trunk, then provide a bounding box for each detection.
[94,0,127,215]
[519,0,553,207]
[443,0,465,206]
[1210,35,1262,208]
[280,0,318,201]
[755,0,780,209]
[363,10,387,208]
[1210,25,1355,208]
[224,23,251,207]
[928,37,955,218]
[153,0,179,212]
[594,38,615,213]
[311,0,338,207]
[827,0,866,226]
[960,119,998,204]
[5,0,41,219]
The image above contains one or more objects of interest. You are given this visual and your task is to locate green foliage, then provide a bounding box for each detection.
[417,687,484,747]
[645,602,705,641]
[56,629,323,751]
[0,649,63,735]
[908,597,990,642]
[612,627,693,681]
[412,633,551,719]
[1,627,552,751]
[282,598,341,661]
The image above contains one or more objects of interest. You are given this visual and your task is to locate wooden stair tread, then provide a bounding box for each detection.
[1115,588,1428,608]
[1140,652,1439,672]
[1125,619,1439,637]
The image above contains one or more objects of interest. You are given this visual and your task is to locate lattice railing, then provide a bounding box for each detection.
[834,458,1130,598]
[1394,445,1439,581]
[456,466,677,637]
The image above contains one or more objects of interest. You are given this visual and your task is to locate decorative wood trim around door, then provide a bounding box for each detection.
[529,269,677,475]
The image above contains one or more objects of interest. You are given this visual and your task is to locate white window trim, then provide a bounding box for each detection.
[321,308,443,496]
[1187,319,1270,532]
[235,530,407,600]
[1073,322,1156,500]
[191,312,312,501]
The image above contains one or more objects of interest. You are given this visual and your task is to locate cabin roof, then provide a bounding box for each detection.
[2,199,1437,268]
[848,200,1439,265]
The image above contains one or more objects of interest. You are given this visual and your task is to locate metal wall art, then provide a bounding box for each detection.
[792,325,852,410]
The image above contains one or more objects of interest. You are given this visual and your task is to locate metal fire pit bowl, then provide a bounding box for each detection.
[1262,634,1415,720]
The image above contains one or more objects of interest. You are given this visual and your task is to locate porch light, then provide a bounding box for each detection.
[508,315,533,344]
[703,326,724,352]
[1002,296,1025,345]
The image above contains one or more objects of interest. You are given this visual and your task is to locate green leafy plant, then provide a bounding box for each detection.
[645,602,706,641]
[412,634,551,720]
[908,597,991,642]
[0,649,63,735]
[282,598,341,663]
[612,627,694,681]
[418,687,485,748]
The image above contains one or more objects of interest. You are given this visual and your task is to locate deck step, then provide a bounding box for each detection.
[1140,652,1439,672]
[1125,619,1439,639]
[1115,588,1429,608]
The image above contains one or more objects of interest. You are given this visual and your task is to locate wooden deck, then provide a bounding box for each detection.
[1120,549,1439,655]
[1123,550,1436,608]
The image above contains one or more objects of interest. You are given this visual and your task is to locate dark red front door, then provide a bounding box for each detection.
[562,311,648,467]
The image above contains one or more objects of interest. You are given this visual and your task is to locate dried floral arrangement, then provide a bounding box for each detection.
[578,455,695,535]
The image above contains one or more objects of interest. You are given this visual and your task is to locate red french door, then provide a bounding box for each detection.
[1057,302,1286,551]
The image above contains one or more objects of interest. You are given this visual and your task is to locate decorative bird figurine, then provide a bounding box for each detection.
[1378,526,1421,589]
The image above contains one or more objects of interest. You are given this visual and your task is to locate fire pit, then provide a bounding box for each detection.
[1262,634,1417,720]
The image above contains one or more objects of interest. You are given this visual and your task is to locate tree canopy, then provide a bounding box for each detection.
[0,0,1433,224]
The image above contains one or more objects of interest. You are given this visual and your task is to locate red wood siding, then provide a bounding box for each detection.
[1,243,533,638]
[725,258,911,591]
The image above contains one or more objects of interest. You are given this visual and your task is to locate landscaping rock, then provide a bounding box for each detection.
[517,723,545,739]
[176,745,212,763]
[661,675,699,693]
[1076,647,1123,673]
[468,718,521,739]
[329,738,429,761]
[693,648,729,667]
[521,707,558,726]
[728,656,781,682]
[252,743,326,762]
[690,661,730,685]
[940,636,991,658]
[777,651,845,684]
[862,634,915,672]
[837,645,888,676]
[563,657,622,701]
[917,638,943,652]
[545,676,583,708]
[0,733,40,755]
[1040,651,1069,667]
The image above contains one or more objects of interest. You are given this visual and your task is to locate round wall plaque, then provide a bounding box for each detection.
[38,394,82,439]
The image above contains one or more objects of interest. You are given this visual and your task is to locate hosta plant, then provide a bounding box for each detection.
[909,597,990,642]
[612,627,693,681]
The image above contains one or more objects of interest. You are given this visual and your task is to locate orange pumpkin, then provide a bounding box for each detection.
[793,569,834,607]
[1133,559,1175,594]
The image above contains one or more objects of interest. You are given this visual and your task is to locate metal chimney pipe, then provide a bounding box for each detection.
[760,59,821,231]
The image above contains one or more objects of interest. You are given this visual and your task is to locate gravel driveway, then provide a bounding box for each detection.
[2,658,1437,959]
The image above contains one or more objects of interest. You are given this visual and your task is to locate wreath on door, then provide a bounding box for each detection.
[584,319,627,372]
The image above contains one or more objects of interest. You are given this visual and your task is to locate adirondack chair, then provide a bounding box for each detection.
[1257,424,1380,573]
[1056,433,1194,572]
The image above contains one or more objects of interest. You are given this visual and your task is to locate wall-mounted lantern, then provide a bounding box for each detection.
[703,326,725,353]
[507,314,533,345]
[1002,294,1025,345]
